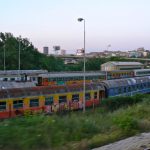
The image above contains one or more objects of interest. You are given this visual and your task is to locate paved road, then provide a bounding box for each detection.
[93,133,150,150]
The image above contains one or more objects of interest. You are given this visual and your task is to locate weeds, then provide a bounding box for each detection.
[0,95,150,150]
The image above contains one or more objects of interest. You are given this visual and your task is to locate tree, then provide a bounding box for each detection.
[0,32,65,71]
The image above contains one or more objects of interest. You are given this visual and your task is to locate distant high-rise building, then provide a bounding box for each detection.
[43,47,49,55]
[53,46,60,55]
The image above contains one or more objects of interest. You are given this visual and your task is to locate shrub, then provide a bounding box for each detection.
[101,94,143,111]
[113,116,138,133]
[138,119,150,131]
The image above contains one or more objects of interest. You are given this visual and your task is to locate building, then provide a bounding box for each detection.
[60,49,66,55]
[101,61,144,71]
[76,48,84,56]
[43,47,49,55]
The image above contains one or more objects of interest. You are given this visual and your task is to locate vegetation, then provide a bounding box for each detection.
[0,32,65,71]
[0,94,150,150]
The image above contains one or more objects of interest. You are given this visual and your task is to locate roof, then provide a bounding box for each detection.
[38,71,106,78]
[102,61,143,66]
[0,70,48,76]
[0,83,105,99]
[0,81,36,90]
[102,76,150,88]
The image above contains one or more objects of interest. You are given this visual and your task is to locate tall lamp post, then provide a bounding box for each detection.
[3,44,6,71]
[18,35,21,75]
[78,18,86,112]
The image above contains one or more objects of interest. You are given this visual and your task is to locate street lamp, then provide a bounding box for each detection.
[3,44,6,71]
[78,18,86,112]
[18,35,21,75]
[107,44,111,51]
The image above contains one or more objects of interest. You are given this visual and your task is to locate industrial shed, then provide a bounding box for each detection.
[101,61,144,71]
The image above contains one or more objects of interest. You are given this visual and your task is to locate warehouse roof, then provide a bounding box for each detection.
[102,61,143,66]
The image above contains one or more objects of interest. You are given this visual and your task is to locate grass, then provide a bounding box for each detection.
[0,95,150,150]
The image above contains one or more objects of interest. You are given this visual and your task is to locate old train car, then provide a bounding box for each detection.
[106,70,134,80]
[37,71,106,86]
[37,70,137,87]
[134,69,150,77]
[0,83,105,119]
[0,70,48,83]
[102,76,150,97]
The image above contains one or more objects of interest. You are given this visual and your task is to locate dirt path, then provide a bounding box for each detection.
[93,133,150,150]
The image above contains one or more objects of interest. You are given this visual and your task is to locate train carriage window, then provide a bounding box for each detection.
[124,87,126,92]
[53,78,56,81]
[118,88,122,94]
[132,85,136,91]
[128,86,131,92]
[32,77,36,81]
[137,84,140,89]
[13,100,23,109]
[72,94,79,101]
[64,77,67,81]
[59,95,67,103]
[94,92,97,99]
[85,93,91,101]
[10,78,15,81]
[0,102,6,111]
[45,96,53,105]
[30,99,39,107]
[3,78,8,81]
[143,83,147,88]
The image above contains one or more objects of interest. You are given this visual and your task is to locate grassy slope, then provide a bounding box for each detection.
[0,97,150,150]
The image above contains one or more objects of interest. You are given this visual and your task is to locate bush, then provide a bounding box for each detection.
[138,119,150,131]
[101,94,143,111]
[113,116,138,133]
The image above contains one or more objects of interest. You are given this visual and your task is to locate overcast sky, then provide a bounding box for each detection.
[1,0,150,53]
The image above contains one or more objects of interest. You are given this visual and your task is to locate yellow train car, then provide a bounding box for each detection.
[0,83,105,119]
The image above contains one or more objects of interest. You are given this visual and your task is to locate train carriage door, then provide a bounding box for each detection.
[72,94,80,110]
[99,90,105,101]
[45,96,53,114]
[38,77,42,86]
[59,95,67,112]
[8,102,12,118]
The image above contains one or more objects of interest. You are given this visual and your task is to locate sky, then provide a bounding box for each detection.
[1,0,150,54]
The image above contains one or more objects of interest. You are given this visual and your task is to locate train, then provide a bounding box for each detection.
[0,70,48,83]
[37,69,150,86]
[1,69,150,87]
[0,75,150,119]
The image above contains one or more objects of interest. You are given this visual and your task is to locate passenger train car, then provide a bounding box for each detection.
[0,70,48,83]
[0,83,105,119]
[0,76,150,119]
[1,69,150,88]
[134,69,150,77]
[102,76,150,97]
[106,70,134,80]
[37,69,150,86]
[37,71,106,86]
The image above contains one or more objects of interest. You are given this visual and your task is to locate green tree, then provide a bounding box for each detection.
[0,32,65,71]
